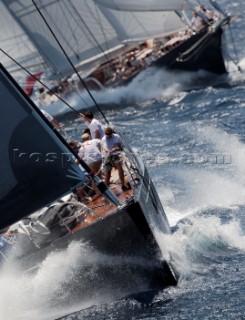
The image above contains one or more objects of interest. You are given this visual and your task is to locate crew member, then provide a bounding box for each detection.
[79,111,104,139]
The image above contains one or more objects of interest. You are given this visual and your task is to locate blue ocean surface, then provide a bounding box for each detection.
[0,0,245,319]
[57,84,245,318]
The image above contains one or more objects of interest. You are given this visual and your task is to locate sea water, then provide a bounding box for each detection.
[1,0,245,319]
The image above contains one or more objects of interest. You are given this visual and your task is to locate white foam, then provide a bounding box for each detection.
[0,239,162,320]
[0,242,87,320]
[38,68,206,117]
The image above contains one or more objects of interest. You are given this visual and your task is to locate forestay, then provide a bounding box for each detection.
[0,64,87,230]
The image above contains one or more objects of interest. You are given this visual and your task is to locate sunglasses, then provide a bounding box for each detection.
[105,132,113,136]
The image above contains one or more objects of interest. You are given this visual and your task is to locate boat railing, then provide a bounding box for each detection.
[11,197,100,248]
[209,15,231,31]
[116,130,145,190]
[56,200,100,234]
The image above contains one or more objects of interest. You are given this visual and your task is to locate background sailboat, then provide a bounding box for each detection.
[0,0,234,117]
[0,0,186,113]
[1,0,185,76]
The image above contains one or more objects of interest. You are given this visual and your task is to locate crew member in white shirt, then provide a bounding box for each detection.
[78,133,102,177]
[79,111,104,139]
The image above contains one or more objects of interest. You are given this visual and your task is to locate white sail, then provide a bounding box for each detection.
[103,10,185,42]
[1,0,187,78]
[2,0,123,77]
[93,0,192,12]
[0,1,44,74]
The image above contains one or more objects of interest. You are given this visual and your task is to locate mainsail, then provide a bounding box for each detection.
[101,9,185,43]
[92,0,191,12]
[1,0,186,78]
[2,0,123,77]
[0,64,87,229]
[0,1,45,75]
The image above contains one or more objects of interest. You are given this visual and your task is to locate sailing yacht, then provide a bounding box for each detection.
[0,0,234,310]
[0,61,178,302]
[0,0,233,116]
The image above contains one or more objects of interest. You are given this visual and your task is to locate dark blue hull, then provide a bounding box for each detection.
[153,25,227,75]
[9,156,177,301]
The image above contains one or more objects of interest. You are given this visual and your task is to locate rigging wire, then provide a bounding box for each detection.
[207,0,242,72]
[218,16,242,73]
[87,1,112,61]
[64,0,96,55]
[0,47,86,116]
[175,10,195,34]
[227,24,242,72]
[59,1,81,59]
[31,0,109,124]
[41,4,80,60]
[58,1,102,107]
[129,162,159,211]
[131,12,151,38]
[68,0,111,63]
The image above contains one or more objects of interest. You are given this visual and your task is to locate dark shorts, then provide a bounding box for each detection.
[103,153,123,172]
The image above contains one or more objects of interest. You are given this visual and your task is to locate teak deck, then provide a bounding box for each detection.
[71,169,135,232]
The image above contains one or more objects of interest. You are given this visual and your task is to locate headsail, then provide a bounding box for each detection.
[2,0,186,78]
[0,64,88,230]
[93,0,191,12]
